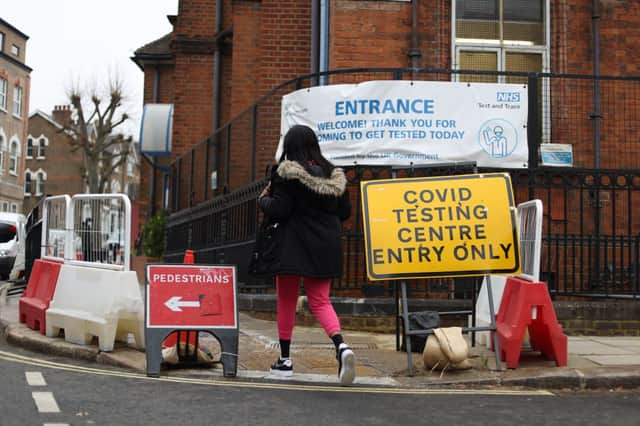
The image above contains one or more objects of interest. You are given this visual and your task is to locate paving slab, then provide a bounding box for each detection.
[584,355,640,366]
[567,340,634,355]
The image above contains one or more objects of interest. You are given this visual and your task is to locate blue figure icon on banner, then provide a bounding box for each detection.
[479,119,518,159]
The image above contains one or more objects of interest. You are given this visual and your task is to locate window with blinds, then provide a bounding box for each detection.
[456,0,545,46]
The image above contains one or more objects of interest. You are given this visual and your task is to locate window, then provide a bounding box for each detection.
[35,171,46,196]
[0,130,5,174]
[10,203,17,213]
[0,32,4,51]
[37,137,46,158]
[26,137,33,158]
[1,202,8,212]
[9,138,20,175]
[455,0,545,46]
[24,172,31,195]
[11,44,19,56]
[454,0,548,74]
[127,155,135,176]
[0,78,7,110]
[13,85,23,117]
[453,0,550,142]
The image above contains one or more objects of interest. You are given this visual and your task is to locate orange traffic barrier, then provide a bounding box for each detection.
[19,259,63,334]
[492,276,568,368]
[163,250,197,348]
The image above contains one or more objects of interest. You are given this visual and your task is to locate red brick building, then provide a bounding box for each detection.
[133,1,640,217]
[131,1,640,296]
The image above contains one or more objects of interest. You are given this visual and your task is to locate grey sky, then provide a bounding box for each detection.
[3,0,178,136]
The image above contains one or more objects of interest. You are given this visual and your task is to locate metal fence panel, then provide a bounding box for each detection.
[69,194,132,271]
[517,199,543,282]
[41,195,72,262]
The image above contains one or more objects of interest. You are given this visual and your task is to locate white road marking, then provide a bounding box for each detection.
[44,424,70,426]
[25,371,47,386]
[32,392,60,413]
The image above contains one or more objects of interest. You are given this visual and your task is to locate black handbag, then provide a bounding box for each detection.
[248,216,283,276]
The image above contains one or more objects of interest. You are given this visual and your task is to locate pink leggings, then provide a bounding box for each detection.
[276,274,341,340]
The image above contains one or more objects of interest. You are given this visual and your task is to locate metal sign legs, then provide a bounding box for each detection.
[398,276,502,376]
[145,328,239,378]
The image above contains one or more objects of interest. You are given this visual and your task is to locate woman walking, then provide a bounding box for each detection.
[257,124,355,385]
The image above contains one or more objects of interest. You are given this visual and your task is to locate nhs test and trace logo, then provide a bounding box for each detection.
[496,92,521,102]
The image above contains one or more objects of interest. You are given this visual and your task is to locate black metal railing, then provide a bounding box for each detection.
[165,163,640,299]
[163,68,640,299]
[166,68,640,211]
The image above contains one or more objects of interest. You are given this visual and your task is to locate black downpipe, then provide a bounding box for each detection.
[210,0,223,201]
[592,0,602,287]
[592,0,601,168]
[148,69,161,217]
[213,0,223,132]
[527,73,539,200]
[408,0,422,75]
[311,0,320,86]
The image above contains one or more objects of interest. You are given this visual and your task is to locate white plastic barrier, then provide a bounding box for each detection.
[45,264,144,351]
[473,200,543,346]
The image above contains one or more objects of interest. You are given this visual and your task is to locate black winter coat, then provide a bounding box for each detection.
[258,160,351,279]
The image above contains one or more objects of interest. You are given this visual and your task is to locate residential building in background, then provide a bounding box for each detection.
[107,138,140,202]
[0,17,31,213]
[24,106,84,214]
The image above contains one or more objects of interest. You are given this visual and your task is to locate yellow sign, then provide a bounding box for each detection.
[361,173,520,281]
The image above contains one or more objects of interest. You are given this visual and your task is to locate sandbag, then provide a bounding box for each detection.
[423,327,472,372]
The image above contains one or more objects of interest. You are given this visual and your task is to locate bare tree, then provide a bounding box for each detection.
[64,79,133,194]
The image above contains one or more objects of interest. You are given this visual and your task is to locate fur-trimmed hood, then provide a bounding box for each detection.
[276,160,347,197]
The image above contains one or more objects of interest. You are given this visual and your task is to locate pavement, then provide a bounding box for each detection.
[2,283,640,390]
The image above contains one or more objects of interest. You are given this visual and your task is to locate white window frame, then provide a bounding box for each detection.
[13,85,23,118]
[35,169,47,196]
[0,128,5,175]
[24,169,32,196]
[10,203,17,213]
[11,44,19,57]
[1,201,8,212]
[0,77,7,111]
[26,136,34,159]
[451,0,551,144]
[9,136,20,176]
[37,136,48,159]
[126,155,135,176]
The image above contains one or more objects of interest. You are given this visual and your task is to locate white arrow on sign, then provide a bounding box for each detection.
[164,296,200,312]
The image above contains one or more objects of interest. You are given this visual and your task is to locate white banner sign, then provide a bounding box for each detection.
[278,80,528,168]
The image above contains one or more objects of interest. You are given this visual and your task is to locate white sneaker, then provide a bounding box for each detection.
[270,357,293,377]
[337,343,356,385]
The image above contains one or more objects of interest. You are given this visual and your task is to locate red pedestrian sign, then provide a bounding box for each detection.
[146,264,237,329]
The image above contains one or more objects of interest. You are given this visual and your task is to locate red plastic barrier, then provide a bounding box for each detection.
[492,276,568,368]
[19,259,63,334]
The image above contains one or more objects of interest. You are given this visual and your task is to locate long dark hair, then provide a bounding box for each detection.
[280,125,335,177]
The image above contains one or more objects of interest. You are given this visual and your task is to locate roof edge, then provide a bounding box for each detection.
[0,17,29,40]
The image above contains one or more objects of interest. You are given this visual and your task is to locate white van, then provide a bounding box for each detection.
[0,212,27,281]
